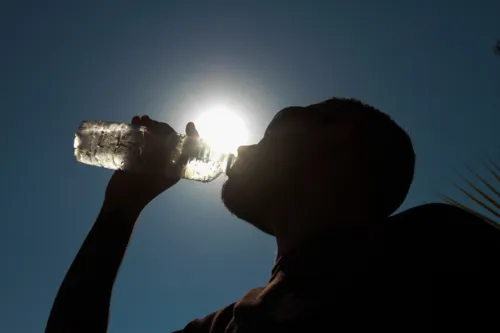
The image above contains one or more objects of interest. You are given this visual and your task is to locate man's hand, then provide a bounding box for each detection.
[105,116,199,212]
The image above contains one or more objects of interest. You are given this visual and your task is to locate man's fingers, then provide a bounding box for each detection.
[141,115,152,127]
[178,154,189,167]
[132,116,184,138]
[132,115,149,126]
[132,115,175,138]
[186,122,199,137]
[153,120,175,135]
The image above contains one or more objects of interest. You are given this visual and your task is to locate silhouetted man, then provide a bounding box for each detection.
[46,98,500,333]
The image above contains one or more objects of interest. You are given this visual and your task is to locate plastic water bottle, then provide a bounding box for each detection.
[73,120,236,183]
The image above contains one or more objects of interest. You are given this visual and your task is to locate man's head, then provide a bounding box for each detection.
[221,97,415,236]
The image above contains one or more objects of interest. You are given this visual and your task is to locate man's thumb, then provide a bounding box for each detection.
[186,122,199,137]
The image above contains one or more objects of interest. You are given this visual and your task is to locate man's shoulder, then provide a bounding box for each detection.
[386,202,499,240]
[173,286,269,333]
[383,203,500,271]
[173,302,236,333]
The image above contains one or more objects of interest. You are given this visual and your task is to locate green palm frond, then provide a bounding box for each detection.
[443,158,500,230]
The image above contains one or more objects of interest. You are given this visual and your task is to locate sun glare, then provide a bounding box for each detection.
[195,106,249,154]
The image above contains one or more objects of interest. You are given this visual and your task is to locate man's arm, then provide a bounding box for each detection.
[45,116,198,333]
[45,202,142,333]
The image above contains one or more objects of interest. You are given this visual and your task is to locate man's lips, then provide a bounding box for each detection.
[226,157,249,177]
[226,161,241,177]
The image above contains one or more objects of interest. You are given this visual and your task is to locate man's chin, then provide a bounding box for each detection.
[221,177,248,217]
[221,177,275,236]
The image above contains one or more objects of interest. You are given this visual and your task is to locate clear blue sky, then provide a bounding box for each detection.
[2,1,499,332]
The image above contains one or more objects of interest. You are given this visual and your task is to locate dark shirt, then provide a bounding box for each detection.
[174,204,500,332]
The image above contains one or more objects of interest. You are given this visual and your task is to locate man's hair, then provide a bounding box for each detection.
[306,97,415,218]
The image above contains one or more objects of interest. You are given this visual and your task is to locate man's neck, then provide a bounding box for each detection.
[272,211,376,259]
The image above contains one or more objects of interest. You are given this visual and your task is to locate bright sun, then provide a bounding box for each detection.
[195,106,249,154]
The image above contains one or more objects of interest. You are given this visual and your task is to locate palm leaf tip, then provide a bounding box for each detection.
[443,196,500,229]
[444,159,500,227]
